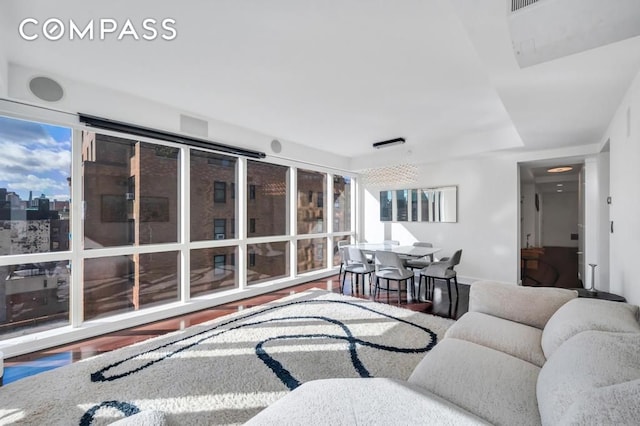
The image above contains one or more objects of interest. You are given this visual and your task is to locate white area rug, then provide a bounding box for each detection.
[0,289,454,425]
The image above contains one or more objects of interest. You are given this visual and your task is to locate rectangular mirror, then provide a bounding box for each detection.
[396,189,409,221]
[421,186,457,223]
[380,190,392,221]
[380,186,457,222]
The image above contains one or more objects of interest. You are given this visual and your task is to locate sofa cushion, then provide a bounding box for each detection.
[541,298,640,359]
[409,338,541,426]
[558,379,640,425]
[537,331,640,426]
[469,281,577,329]
[445,312,546,367]
[246,378,489,425]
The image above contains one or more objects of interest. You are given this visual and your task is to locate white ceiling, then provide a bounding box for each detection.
[1,0,640,167]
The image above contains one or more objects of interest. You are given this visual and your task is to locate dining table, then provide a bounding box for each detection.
[346,243,441,259]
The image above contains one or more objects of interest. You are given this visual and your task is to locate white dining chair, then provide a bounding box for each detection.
[344,247,375,295]
[374,250,415,304]
[419,249,462,302]
[405,242,434,270]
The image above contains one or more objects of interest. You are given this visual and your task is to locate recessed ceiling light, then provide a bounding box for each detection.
[556,183,564,187]
[557,189,563,192]
[547,166,573,173]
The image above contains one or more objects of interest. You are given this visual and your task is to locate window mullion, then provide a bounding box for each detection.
[289,166,297,278]
[237,157,247,290]
[326,173,334,269]
[70,128,84,327]
[180,146,191,303]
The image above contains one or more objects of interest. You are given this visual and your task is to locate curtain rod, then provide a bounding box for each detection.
[78,113,266,159]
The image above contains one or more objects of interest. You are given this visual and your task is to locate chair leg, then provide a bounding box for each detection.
[338,263,344,290]
[410,276,415,301]
[386,279,390,304]
[341,270,347,294]
[429,277,435,300]
[454,275,459,300]
[374,276,379,300]
[446,278,452,304]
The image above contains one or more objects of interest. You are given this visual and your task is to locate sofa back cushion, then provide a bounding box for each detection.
[469,281,577,329]
[541,298,640,359]
[537,331,640,426]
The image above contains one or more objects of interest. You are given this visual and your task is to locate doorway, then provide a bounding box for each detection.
[519,161,582,288]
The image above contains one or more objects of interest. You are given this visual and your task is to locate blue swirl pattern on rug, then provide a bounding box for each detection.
[83,299,438,423]
[79,400,140,426]
[90,300,437,384]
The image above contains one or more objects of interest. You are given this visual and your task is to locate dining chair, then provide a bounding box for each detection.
[404,242,434,270]
[344,247,375,295]
[337,240,350,286]
[418,249,462,302]
[374,250,415,304]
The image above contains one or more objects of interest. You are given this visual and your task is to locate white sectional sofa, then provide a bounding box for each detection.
[247,281,640,425]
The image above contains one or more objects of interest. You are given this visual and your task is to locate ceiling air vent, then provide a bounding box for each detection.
[511,0,539,13]
[508,0,640,67]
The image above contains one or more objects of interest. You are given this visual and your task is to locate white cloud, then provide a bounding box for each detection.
[0,116,61,147]
[50,194,71,201]
[7,174,69,194]
[0,142,71,175]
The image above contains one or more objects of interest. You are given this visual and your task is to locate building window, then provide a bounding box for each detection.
[246,162,288,237]
[249,218,256,233]
[297,169,327,234]
[214,254,226,276]
[191,247,238,297]
[333,175,351,232]
[214,181,227,203]
[190,150,237,242]
[249,252,256,267]
[214,219,226,240]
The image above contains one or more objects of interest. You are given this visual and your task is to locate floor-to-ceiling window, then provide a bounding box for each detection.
[246,161,290,285]
[0,110,356,351]
[0,115,72,339]
[297,169,327,273]
[190,150,238,296]
[332,175,352,266]
[82,131,181,319]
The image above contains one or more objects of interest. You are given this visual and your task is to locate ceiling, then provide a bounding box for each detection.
[528,163,582,193]
[1,0,640,169]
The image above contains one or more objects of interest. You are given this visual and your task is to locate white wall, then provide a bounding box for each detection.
[0,41,7,97]
[597,151,610,292]
[362,156,519,284]
[5,63,350,171]
[603,68,640,305]
[541,191,579,247]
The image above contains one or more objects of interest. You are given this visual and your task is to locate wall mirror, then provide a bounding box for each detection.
[421,186,457,222]
[380,186,457,222]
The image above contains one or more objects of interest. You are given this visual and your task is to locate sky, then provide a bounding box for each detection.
[0,115,72,201]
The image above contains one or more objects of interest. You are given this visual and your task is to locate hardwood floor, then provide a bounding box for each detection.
[2,274,469,386]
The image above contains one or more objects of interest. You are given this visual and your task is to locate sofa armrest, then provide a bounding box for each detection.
[469,281,578,329]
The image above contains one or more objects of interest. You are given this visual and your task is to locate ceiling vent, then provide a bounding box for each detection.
[511,0,539,13]
[508,0,640,67]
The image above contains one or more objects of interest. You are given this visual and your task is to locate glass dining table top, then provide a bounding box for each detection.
[346,243,440,258]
